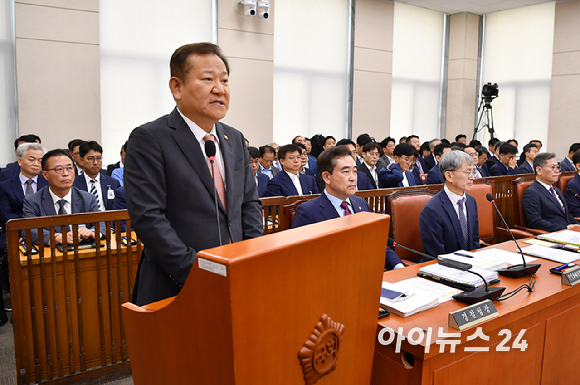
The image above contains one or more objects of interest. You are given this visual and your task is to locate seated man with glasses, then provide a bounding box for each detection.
[23,149,102,246]
[522,152,580,232]
[378,143,418,188]
[265,144,319,197]
[358,142,381,189]
[425,143,452,184]
[420,151,481,259]
[72,141,120,211]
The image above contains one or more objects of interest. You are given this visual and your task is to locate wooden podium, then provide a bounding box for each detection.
[122,212,389,384]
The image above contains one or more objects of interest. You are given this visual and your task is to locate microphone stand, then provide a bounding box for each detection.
[209,159,223,247]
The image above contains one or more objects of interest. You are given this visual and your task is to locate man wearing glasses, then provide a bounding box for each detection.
[73,141,120,211]
[522,152,580,232]
[358,142,381,189]
[23,149,101,246]
[420,151,481,259]
[378,143,418,188]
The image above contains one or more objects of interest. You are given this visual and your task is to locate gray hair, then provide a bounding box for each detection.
[439,150,474,180]
[532,152,556,173]
[429,138,440,148]
[17,142,46,158]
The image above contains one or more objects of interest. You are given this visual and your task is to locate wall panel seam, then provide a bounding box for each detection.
[354,45,392,53]
[227,56,273,63]
[15,2,97,13]
[354,69,390,75]
[15,37,98,46]
[218,27,273,36]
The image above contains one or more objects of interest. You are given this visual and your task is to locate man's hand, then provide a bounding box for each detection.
[567,224,580,231]
[55,231,75,245]
[78,228,96,240]
[508,157,517,169]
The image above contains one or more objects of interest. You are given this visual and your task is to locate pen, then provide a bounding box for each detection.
[555,263,575,271]
[453,252,473,258]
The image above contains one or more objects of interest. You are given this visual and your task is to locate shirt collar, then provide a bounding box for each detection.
[177,107,219,145]
[536,179,554,191]
[19,173,39,185]
[444,185,465,206]
[84,171,101,183]
[364,161,376,173]
[48,187,73,207]
[285,170,300,180]
[323,190,352,213]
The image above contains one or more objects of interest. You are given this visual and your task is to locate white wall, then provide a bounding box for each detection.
[0,0,16,166]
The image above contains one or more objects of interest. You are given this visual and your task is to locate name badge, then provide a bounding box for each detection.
[107,186,115,200]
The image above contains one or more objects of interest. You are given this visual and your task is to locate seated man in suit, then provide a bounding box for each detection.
[565,150,580,218]
[358,142,381,189]
[107,142,126,176]
[265,144,319,197]
[516,143,538,174]
[292,146,404,270]
[376,136,395,171]
[475,146,490,177]
[560,143,580,172]
[296,143,316,177]
[378,143,417,188]
[329,139,373,192]
[23,149,102,246]
[490,142,519,176]
[425,143,452,185]
[258,145,280,180]
[355,133,373,166]
[293,135,317,175]
[110,141,128,185]
[72,141,120,211]
[67,139,84,175]
[248,146,269,197]
[420,151,480,259]
[0,134,42,183]
[485,138,501,172]
[522,152,580,232]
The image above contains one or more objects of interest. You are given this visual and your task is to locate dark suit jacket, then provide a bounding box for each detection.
[0,173,48,225]
[417,157,429,174]
[307,155,317,175]
[22,186,101,245]
[485,155,498,173]
[425,165,444,185]
[0,162,19,183]
[420,189,480,259]
[375,155,390,172]
[302,168,316,178]
[259,164,280,179]
[565,174,580,218]
[73,172,120,210]
[522,181,579,232]
[423,153,436,172]
[256,172,269,197]
[560,157,576,173]
[125,108,263,305]
[411,164,423,185]
[357,162,378,189]
[357,171,374,191]
[378,164,417,188]
[265,171,319,197]
[291,193,403,270]
[489,161,518,176]
[516,161,534,175]
[106,161,121,176]
[112,186,129,232]
[479,164,490,177]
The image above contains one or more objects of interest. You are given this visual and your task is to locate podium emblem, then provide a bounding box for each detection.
[298,314,345,385]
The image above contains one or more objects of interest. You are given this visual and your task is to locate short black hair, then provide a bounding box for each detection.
[121,141,128,152]
[420,141,431,153]
[499,143,518,155]
[380,137,395,148]
[450,142,466,150]
[248,146,260,159]
[336,138,355,147]
[68,139,84,151]
[14,134,40,150]
[434,143,452,157]
[394,143,414,157]
[523,143,537,154]
[441,138,450,145]
[362,142,380,153]
[318,146,354,176]
[533,152,556,173]
[41,149,73,171]
[407,135,419,143]
[399,136,407,143]
[469,140,482,147]
[170,42,229,81]
[494,141,504,151]
[291,135,305,144]
[278,144,301,160]
[572,150,580,167]
[295,142,307,154]
[356,133,373,147]
[324,136,336,145]
[507,139,518,146]
[259,145,276,157]
[455,134,467,142]
[569,143,580,154]
[475,146,488,157]
[488,138,500,147]
[79,141,103,158]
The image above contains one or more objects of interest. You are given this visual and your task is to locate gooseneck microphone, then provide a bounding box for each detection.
[567,188,579,200]
[486,193,540,278]
[204,140,223,246]
[388,237,505,304]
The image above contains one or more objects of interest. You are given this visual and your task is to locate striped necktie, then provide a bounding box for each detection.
[90,179,103,211]
[457,197,468,250]
[203,135,226,211]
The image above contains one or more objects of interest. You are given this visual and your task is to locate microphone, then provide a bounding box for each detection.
[486,193,540,278]
[567,188,579,199]
[204,140,223,246]
[388,238,505,304]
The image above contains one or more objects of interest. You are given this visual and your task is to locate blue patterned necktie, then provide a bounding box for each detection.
[457,197,468,250]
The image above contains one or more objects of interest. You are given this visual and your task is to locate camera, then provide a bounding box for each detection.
[257,1,270,19]
[481,82,499,106]
[238,0,257,17]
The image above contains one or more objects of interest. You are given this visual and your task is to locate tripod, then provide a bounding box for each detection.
[472,96,496,141]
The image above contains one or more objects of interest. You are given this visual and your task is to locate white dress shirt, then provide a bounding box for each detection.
[19,173,39,195]
[48,188,73,215]
[443,185,468,222]
[83,172,105,211]
[285,171,303,195]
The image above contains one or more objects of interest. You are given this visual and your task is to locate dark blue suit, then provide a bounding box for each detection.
[560,157,576,173]
[307,155,317,175]
[522,181,579,232]
[357,171,374,191]
[0,162,19,182]
[265,171,319,197]
[73,172,120,210]
[490,161,518,176]
[22,186,102,245]
[255,172,269,197]
[107,161,121,176]
[516,161,534,175]
[378,164,417,188]
[420,189,480,259]
[425,165,444,185]
[565,174,580,218]
[411,165,423,185]
[291,193,403,270]
[0,174,48,226]
[423,154,436,172]
[303,168,316,178]
[479,164,490,177]
[112,186,128,232]
[357,163,378,189]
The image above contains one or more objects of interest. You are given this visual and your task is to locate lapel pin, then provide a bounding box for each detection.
[358,206,361,210]
[224,135,229,140]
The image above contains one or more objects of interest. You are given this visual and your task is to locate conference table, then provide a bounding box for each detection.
[371,236,580,385]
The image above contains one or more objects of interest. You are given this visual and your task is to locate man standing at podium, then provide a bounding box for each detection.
[124,43,263,306]
[291,146,404,270]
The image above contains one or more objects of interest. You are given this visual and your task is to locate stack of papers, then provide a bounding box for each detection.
[473,248,537,266]
[438,250,507,271]
[537,230,580,246]
[418,264,498,288]
[380,278,459,317]
[522,244,580,264]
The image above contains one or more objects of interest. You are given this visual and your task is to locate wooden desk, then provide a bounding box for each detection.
[371,240,580,385]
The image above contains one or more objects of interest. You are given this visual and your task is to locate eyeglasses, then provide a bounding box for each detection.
[548,165,561,172]
[46,166,74,174]
[86,156,102,163]
[450,169,477,178]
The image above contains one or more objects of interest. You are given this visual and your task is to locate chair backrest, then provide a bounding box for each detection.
[388,189,438,263]
[281,199,309,229]
[557,172,576,194]
[470,180,495,242]
[513,176,535,228]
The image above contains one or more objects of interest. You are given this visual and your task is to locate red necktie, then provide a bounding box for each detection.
[340,201,352,216]
[203,135,226,211]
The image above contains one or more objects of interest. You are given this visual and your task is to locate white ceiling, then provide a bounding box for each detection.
[387,0,559,15]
